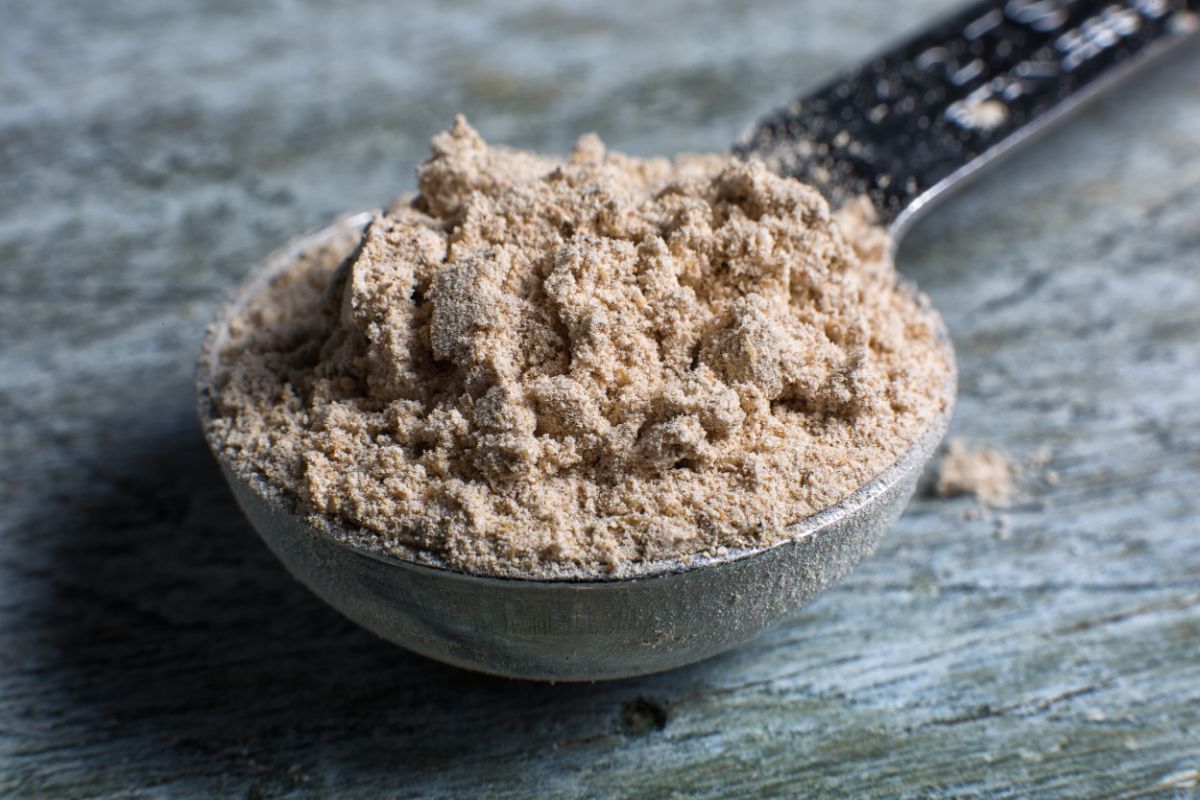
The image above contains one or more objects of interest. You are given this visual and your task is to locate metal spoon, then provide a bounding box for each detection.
[196,0,1198,681]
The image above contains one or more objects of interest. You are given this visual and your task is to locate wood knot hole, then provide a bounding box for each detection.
[620,697,668,735]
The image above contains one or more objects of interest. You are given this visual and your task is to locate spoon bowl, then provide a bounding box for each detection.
[197,214,955,682]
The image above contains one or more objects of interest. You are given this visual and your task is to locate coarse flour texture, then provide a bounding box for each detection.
[210,117,951,578]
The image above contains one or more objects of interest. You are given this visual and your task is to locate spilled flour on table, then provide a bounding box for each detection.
[935,438,1019,507]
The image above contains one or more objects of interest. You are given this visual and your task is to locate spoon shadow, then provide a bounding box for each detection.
[17,399,695,792]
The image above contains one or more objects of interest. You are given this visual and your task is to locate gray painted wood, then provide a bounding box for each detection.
[1,1,1197,797]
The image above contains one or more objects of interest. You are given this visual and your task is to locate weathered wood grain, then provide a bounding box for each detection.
[1,1,1198,797]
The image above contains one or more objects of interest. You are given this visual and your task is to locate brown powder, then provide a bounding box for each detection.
[209,116,952,578]
[935,438,1017,507]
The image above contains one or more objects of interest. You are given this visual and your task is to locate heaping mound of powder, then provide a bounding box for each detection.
[209,116,952,578]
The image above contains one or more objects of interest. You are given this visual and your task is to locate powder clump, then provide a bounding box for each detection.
[935,438,1017,507]
[210,116,952,578]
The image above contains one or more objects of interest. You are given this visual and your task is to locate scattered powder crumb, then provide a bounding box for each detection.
[1026,445,1061,486]
[1027,445,1053,468]
[992,513,1011,540]
[209,116,952,578]
[959,506,984,522]
[935,438,1018,507]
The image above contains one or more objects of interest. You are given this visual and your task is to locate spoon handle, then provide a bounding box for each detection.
[736,0,1199,238]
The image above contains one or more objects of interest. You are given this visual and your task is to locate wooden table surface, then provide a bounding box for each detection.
[2,1,1198,797]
